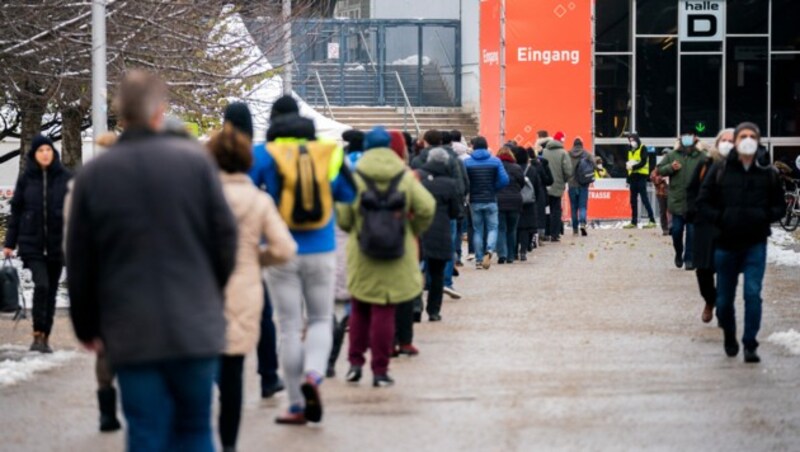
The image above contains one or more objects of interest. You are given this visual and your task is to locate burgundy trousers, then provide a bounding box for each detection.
[348,299,397,376]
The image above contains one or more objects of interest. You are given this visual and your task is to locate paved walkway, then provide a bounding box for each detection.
[1,228,799,452]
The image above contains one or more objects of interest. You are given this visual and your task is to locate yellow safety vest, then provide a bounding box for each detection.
[627,146,649,176]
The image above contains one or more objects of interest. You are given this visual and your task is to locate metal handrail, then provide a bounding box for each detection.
[314,70,336,121]
[394,71,420,136]
[358,31,378,74]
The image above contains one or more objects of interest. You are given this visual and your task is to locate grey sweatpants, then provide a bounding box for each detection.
[266,252,336,408]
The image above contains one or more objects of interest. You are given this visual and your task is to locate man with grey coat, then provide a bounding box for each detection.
[542,139,574,242]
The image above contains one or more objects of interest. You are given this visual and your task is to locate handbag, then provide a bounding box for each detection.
[521,164,536,205]
[0,258,25,320]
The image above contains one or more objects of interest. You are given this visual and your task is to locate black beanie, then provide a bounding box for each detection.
[30,134,56,155]
[224,102,253,139]
[342,129,365,153]
[270,95,300,120]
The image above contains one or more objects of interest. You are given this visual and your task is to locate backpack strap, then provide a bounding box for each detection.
[357,170,405,196]
[387,170,406,194]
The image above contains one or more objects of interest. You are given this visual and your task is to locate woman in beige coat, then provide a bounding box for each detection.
[207,114,297,452]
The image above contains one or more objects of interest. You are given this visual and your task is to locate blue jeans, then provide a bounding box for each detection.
[671,214,695,265]
[715,242,767,350]
[116,357,218,452]
[568,186,589,231]
[497,210,520,261]
[444,220,457,288]
[470,202,499,260]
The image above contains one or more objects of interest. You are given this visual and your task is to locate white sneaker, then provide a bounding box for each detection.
[443,286,462,300]
[466,253,475,261]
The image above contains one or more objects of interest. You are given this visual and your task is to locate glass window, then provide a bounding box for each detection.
[636,37,677,137]
[681,41,722,52]
[595,56,631,138]
[727,0,768,34]
[596,0,630,52]
[681,55,721,138]
[726,38,767,133]
[771,54,800,137]
[636,0,677,35]
[595,145,631,178]
[772,0,800,51]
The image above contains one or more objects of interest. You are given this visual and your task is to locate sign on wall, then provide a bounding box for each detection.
[679,0,725,42]
[479,0,502,149]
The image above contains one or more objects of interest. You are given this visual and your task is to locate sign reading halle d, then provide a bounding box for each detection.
[680,0,725,42]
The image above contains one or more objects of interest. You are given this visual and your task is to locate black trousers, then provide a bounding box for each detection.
[218,355,245,448]
[96,351,115,389]
[257,283,280,390]
[425,258,448,316]
[629,177,655,224]
[26,259,63,335]
[395,299,416,346]
[696,268,716,307]
[547,196,563,240]
[517,229,535,256]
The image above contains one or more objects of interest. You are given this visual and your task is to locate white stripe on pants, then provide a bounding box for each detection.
[266,252,336,408]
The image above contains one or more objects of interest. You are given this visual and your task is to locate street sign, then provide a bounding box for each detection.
[679,0,724,42]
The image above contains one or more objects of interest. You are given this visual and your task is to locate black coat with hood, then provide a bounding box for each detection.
[497,159,525,212]
[5,135,72,261]
[417,160,460,261]
[696,150,785,251]
[518,159,541,230]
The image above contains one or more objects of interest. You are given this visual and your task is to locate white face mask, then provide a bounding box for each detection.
[717,141,734,157]
[738,137,758,156]
[629,141,638,149]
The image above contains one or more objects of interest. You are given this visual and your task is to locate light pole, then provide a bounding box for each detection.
[283,0,293,95]
[91,0,107,155]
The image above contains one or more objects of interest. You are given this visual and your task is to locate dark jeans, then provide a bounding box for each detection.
[466,209,475,255]
[547,196,563,240]
[349,299,397,375]
[444,220,457,288]
[715,242,767,350]
[696,268,716,307]
[497,210,521,261]
[425,258,448,316]
[629,178,655,224]
[568,186,589,231]
[217,355,244,449]
[257,283,280,390]
[395,300,415,346]
[657,196,670,233]
[671,214,695,265]
[26,259,62,335]
[116,357,217,452]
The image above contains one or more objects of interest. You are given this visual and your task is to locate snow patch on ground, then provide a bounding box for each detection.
[0,345,78,386]
[768,227,800,267]
[767,330,800,355]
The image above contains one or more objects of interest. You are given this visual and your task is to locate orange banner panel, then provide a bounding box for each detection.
[505,0,593,150]
[479,0,502,150]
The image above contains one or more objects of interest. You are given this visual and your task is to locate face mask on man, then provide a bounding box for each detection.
[629,141,638,149]
[718,141,734,157]
[681,135,695,148]
[738,137,758,156]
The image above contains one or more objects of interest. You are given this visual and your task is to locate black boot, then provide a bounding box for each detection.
[98,387,122,432]
[327,315,348,378]
[723,328,739,358]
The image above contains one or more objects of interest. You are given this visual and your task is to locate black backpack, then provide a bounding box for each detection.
[575,156,596,186]
[357,170,407,260]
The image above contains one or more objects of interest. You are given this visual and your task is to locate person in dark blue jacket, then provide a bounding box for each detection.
[464,136,509,270]
[4,134,71,353]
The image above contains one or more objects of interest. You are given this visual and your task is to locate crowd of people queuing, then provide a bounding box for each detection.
[0,70,789,451]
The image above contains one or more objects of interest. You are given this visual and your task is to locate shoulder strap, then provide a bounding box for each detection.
[355,170,377,193]
[387,170,406,193]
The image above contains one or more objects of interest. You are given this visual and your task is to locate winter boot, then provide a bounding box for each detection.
[723,328,740,357]
[98,387,122,432]
[30,332,50,353]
